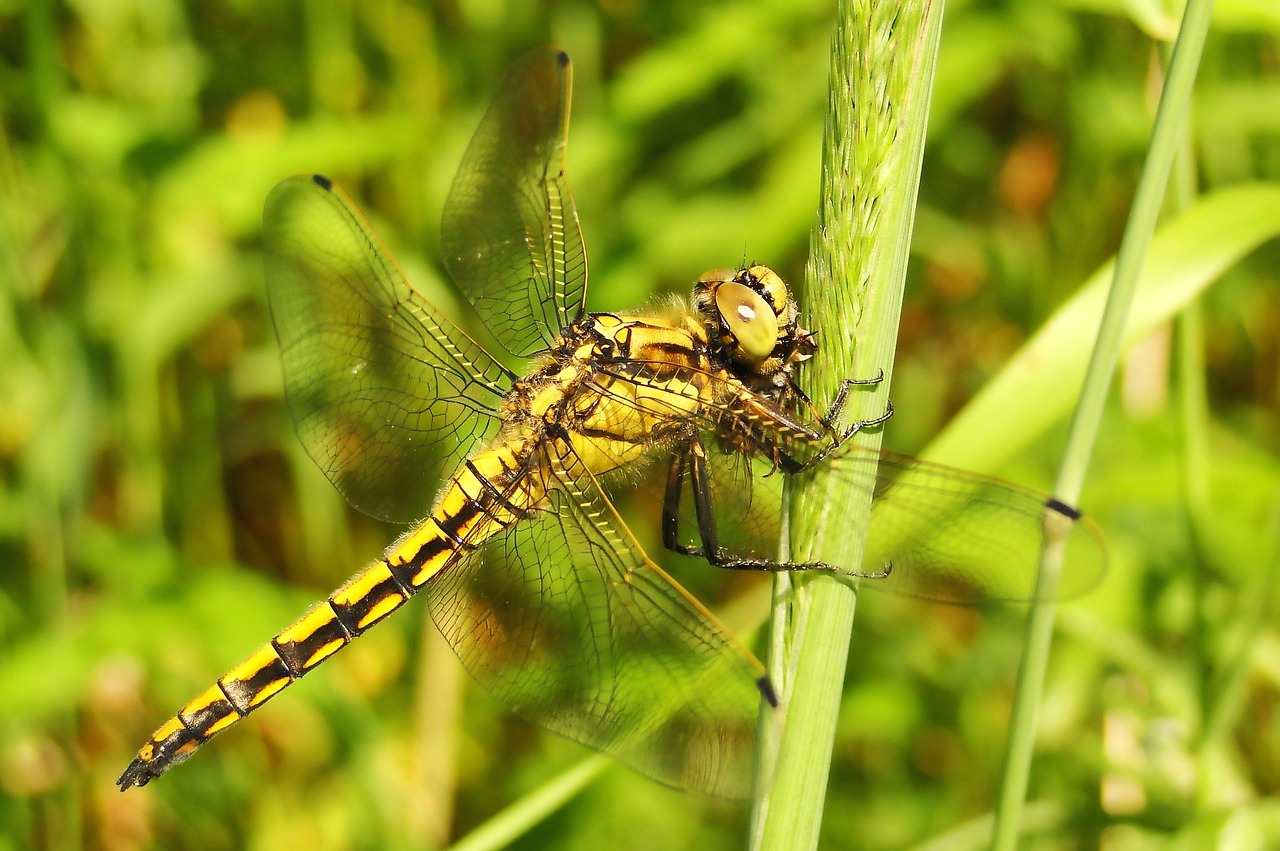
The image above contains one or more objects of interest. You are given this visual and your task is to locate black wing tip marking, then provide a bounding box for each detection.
[116,758,156,791]
[311,173,333,191]
[553,49,570,68]
[1045,496,1083,521]
[757,675,779,708]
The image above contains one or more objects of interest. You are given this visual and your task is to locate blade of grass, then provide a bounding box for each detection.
[989,1,1217,847]
[750,2,942,848]
[912,800,1066,851]
[447,755,611,851]
[920,182,1280,475]
[1165,66,1220,775]
[414,623,466,845]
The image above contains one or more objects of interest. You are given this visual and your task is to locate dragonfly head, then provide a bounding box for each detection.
[694,265,815,377]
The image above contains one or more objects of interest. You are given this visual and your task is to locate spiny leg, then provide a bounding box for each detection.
[779,370,893,471]
[661,433,890,577]
[785,365,890,467]
[661,447,702,558]
[817,370,886,433]
[798,399,894,473]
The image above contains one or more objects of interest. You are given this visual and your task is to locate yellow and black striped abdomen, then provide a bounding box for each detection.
[117,442,541,789]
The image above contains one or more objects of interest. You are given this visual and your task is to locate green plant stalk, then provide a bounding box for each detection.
[915,800,1066,851]
[1178,301,1211,723]
[1166,101,1216,758]
[750,2,942,848]
[1146,91,1280,813]
[31,348,82,851]
[989,1,1217,847]
[448,755,610,851]
[1200,500,1280,749]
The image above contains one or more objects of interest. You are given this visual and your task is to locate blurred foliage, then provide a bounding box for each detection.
[1,0,1278,850]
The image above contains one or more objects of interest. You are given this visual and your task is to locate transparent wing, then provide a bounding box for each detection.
[440,48,587,359]
[690,440,1106,604]
[837,447,1105,602]
[426,447,766,798]
[263,174,513,523]
[578,361,1105,604]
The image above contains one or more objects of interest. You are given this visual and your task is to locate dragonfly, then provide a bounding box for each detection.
[117,48,1104,798]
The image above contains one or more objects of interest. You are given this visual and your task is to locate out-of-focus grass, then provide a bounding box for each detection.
[0,2,1277,850]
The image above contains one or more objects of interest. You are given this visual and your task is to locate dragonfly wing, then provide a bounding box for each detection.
[426,447,767,798]
[586,361,1106,603]
[263,174,512,524]
[683,437,1107,604]
[828,447,1107,603]
[441,48,587,359]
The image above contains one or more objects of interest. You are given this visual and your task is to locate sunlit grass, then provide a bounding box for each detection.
[1,2,1278,849]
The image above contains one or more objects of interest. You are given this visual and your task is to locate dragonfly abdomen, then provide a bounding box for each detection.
[115,554,423,789]
[117,443,542,790]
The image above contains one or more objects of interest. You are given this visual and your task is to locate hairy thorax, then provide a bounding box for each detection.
[496,308,725,480]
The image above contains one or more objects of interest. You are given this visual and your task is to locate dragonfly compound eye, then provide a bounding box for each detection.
[715,281,779,362]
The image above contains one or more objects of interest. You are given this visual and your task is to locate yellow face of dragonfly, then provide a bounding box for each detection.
[118,48,1105,798]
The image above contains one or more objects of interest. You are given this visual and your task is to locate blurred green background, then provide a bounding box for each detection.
[2,0,1279,849]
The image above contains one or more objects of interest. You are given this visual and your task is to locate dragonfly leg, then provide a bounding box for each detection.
[662,427,899,578]
[663,434,841,573]
[842,396,894,440]
[661,447,707,559]
[820,370,885,430]
[796,399,894,474]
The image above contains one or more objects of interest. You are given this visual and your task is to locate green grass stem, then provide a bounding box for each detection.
[989,1,1218,847]
[749,2,942,848]
[447,756,611,851]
